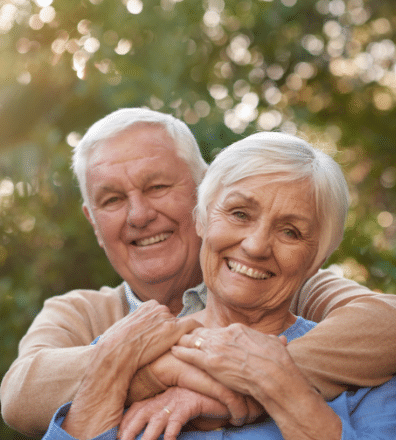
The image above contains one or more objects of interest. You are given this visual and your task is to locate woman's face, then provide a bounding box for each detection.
[197,174,321,312]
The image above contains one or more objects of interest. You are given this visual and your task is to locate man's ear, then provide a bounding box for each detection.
[195,217,204,238]
[82,204,104,248]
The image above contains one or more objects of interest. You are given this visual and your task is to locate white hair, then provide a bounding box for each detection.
[72,108,208,207]
[196,131,350,269]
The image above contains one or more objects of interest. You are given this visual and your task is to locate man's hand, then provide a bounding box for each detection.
[61,300,201,440]
[120,387,230,440]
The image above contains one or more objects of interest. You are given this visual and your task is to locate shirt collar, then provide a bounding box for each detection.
[123,281,207,317]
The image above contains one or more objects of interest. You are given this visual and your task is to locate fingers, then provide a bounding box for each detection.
[243,396,266,424]
[278,335,288,346]
[171,316,203,348]
[107,301,202,370]
[171,345,207,371]
[163,419,184,440]
[118,404,148,439]
[174,360,248,425]
[139,408,176,440]
[119,389,198,440]
[119,400,174,440]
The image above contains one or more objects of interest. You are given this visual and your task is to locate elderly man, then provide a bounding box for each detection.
[2,108,396,438]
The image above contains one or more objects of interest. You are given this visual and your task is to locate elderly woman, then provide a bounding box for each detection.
[116,131,396,440]
[43,132,396,440]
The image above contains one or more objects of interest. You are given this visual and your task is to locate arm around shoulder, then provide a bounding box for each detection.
[0,286,126,437]
[289,268,396,399]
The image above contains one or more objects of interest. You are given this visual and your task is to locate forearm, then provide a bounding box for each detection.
[290,267,396,399]
[0,286,126,436]
[292,267,395,322]
[1,345,94,437]
[288,295,396,399]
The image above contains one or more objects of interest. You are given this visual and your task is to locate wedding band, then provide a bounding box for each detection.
[194,337,204,349]
[163,407,171,414]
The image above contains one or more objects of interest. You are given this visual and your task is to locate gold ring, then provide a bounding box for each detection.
[194,337,204,350]
[163,407,171,414]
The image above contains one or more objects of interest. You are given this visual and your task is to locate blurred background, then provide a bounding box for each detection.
[0,0,395,437]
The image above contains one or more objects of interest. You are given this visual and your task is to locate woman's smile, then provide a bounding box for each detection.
[226,259,274,280]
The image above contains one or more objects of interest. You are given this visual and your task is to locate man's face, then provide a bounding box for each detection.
[83,124,203,300]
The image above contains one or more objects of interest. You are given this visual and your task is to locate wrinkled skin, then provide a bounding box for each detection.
[172,325,342,440]
[61,301,201,440]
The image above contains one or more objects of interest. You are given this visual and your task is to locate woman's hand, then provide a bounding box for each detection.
[172,324,342,440]
[62,300,201,440]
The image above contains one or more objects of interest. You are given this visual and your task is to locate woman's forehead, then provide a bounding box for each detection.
[213,176,317,220]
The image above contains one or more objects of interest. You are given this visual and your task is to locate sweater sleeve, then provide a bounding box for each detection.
[288,267,396,400]
[42,403,119,440]
[0,286,126,438]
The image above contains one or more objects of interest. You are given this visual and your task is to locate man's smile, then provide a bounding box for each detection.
[133,232,172,247]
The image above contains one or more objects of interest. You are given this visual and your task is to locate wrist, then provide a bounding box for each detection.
[62,394,124,440]
[127,364,168,404]
[149,351,179,387]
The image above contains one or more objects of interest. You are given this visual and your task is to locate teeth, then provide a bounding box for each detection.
[135,232,171,247]
[227,260,272,280]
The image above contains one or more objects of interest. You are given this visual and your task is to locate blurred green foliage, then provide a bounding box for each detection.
[0,0,395,437]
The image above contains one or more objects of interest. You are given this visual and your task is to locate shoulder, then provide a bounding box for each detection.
[42,284,126,313]
[23,284,128,344]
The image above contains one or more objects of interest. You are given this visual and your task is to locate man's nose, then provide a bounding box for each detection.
[126,194,158,229]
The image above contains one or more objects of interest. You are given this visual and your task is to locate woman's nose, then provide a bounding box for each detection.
[241,226,273,259]
[126,194,158,229]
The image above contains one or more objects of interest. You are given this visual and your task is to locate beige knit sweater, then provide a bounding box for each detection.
[1,269,396,437]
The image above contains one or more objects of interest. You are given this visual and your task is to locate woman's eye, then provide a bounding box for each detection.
[232,211,248,220]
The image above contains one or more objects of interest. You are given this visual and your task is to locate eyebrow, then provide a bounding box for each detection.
[222,191,260,208]
[93,171,169,199]
[92,185,122,203]
[223,191,315,225]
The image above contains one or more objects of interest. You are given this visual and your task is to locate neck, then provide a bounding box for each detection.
[129,266,203,316]
[199,292,296,335]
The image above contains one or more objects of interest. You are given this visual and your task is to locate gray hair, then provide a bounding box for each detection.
[72,108,208,208]
[196,131,349,269]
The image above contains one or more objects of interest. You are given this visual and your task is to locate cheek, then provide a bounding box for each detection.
[94,211,125,240]
[157,194,196,227]
[199,232,222,271]
[279,246,316,276]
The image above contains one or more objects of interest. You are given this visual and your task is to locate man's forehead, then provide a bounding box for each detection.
[88,132,178,167]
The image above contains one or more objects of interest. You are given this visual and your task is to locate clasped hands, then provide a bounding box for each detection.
[61,301,339,440]
[119,324,290,440]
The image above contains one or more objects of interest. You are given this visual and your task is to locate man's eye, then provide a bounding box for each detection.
[147,184,170,195]
[103,196,120,205]
[283,228,299,239]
